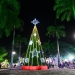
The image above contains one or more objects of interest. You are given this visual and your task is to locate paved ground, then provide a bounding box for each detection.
[0,68,75,75]
[0,69,8,71]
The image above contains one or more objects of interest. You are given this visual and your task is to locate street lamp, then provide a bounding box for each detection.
[11,51,16,68]
[12,51,16,55]
[11,27,15,68]
[74,34,75,38]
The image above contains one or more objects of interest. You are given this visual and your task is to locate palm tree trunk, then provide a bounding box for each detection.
[11,27,15,68]
[57,38,60,67]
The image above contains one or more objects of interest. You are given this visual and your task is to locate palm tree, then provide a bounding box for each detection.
[0,0,23,68]
[53,0,75,21]
[46,25,66,67]
[42,40,51,57]
[11,18,24,67]
[0,0,21,37]
[14,35,27,66]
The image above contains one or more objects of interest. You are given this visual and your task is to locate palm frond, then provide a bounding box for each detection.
[59,30,66,37]
[66,11,71,21]
[46,25,66,39]
[53,3,65,11]
[56,7,70,19]
[54,0,75,21]
[0,46,7,58]
[57,25,65,30]
[0,0,21,37]
[55,0,61,4]
[46,26,56,36]
[61,12,67,21]
[56,31,60,39]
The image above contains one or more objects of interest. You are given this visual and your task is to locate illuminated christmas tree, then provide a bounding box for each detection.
[24,18,45,66]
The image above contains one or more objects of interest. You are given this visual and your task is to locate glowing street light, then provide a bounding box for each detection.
[64,54,75,62]
[68,54,74,61]
[11,51,16,68]
[74,34,75,38]
[12,51,16,55]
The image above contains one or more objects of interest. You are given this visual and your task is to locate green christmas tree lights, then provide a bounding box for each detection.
[24,18,45,66]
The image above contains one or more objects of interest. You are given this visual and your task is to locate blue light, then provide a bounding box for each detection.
[31,18,39,25]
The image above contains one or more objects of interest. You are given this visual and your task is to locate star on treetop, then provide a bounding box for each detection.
[31,18,39,25]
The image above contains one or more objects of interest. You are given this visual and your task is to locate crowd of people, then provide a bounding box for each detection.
[46,57,75,69]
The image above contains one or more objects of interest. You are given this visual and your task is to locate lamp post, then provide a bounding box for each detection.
[11,27,15,68]
[11,51,16,68]
[18,44,21,66]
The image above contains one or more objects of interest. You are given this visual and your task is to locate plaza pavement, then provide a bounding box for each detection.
[0,68,75,75]
[0,69,8,71]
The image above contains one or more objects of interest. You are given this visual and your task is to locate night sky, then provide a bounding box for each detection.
[18,0,75,45]
[1,0,75,52]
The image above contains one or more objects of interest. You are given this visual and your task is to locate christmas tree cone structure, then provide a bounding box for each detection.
[22,19,48,70]
[24,25,45,66]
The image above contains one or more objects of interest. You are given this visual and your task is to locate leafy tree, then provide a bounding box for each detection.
[14,35,27,65]
[59,41,75,56]
[49,41,74,56]
[42,40,57,57]
[53,0,75,21]
[46,25,66,66]
[0,47,7,63]
[43,40,75,57]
